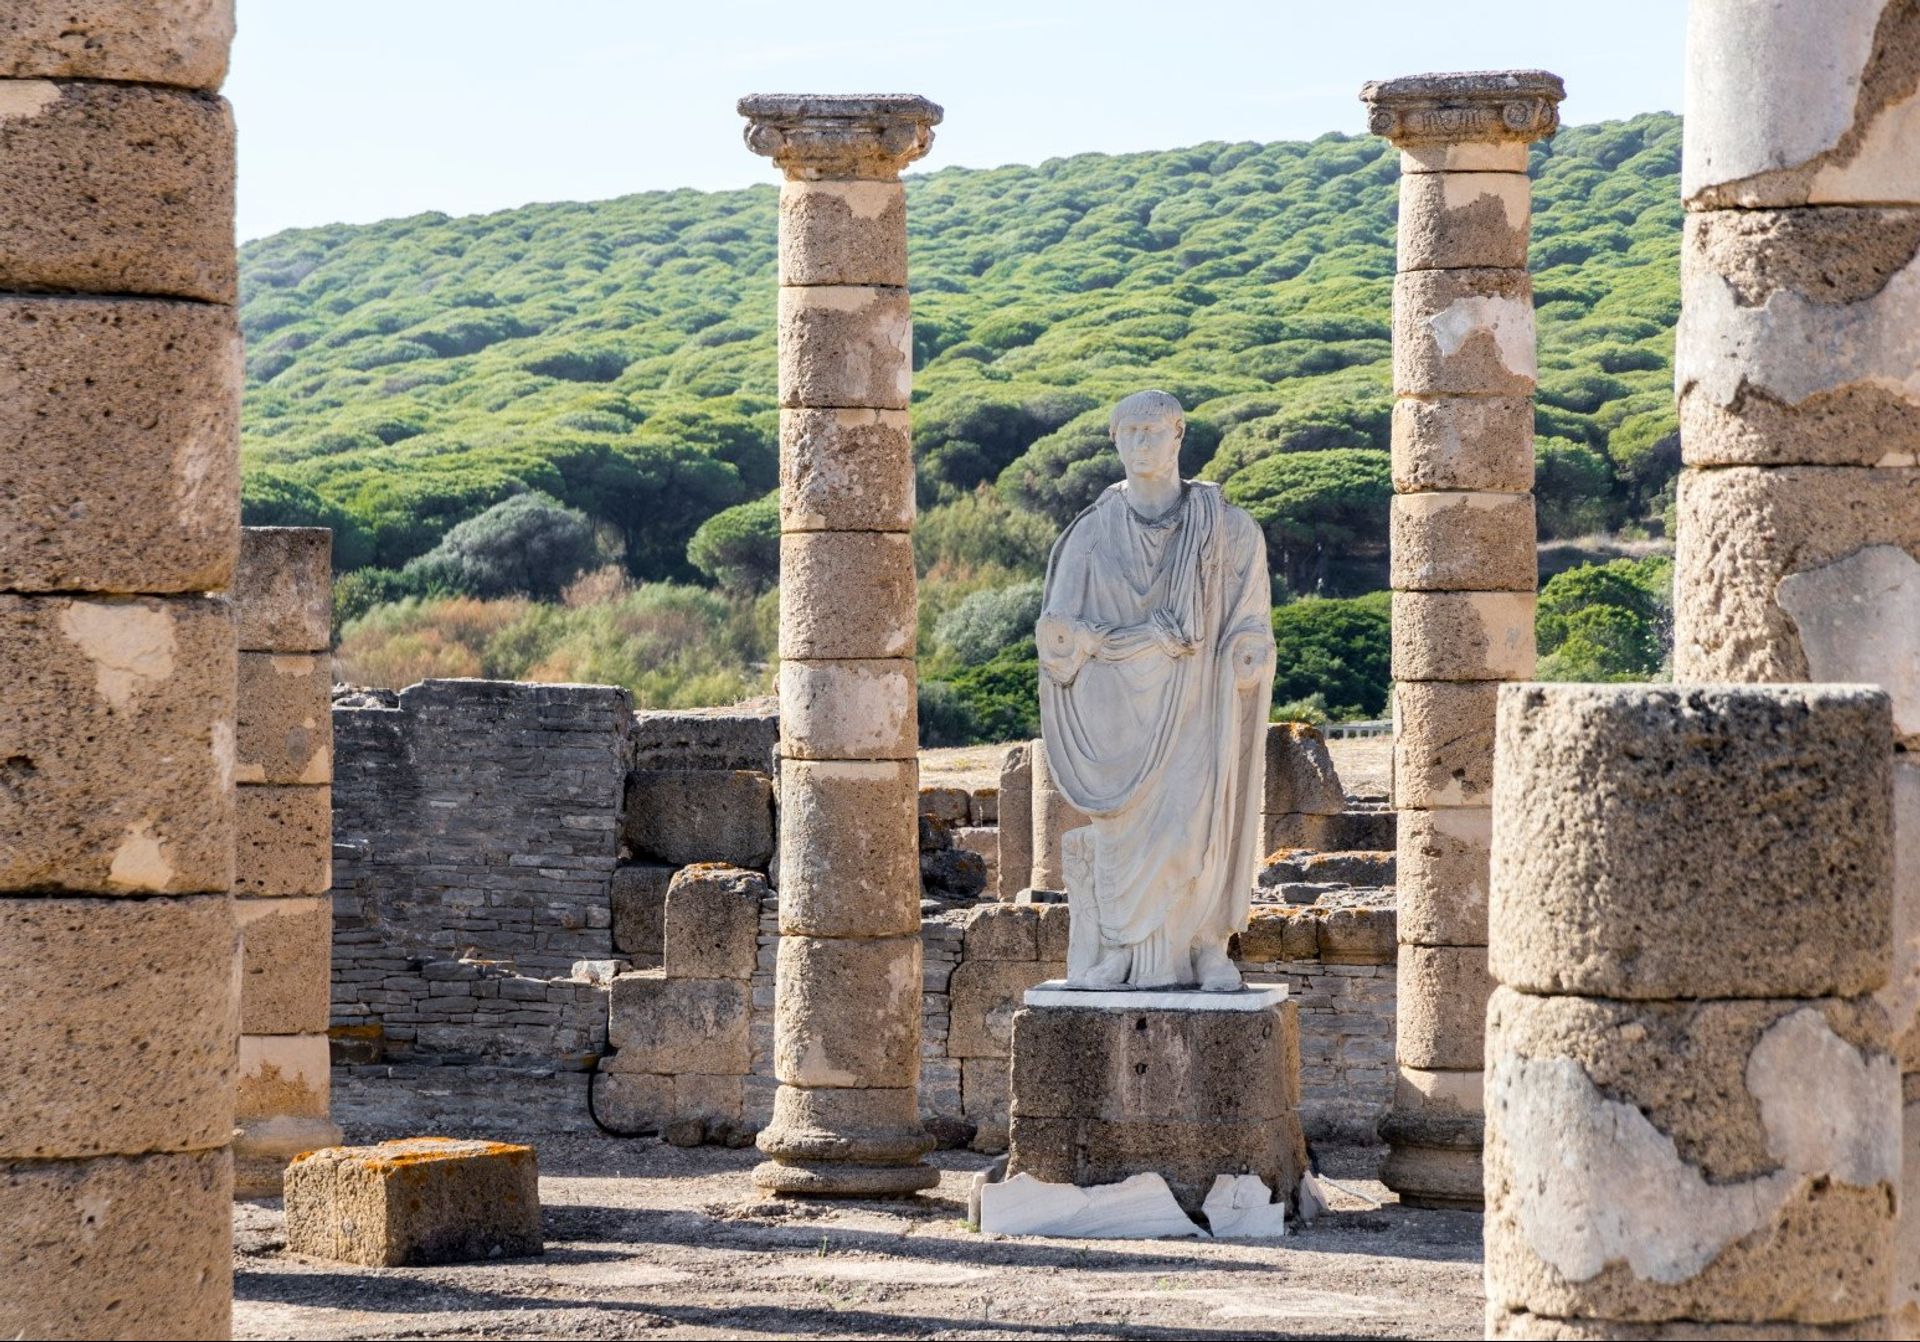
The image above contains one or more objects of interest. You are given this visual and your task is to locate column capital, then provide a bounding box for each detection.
[738,93,942,180]
[1359,70,1564,149]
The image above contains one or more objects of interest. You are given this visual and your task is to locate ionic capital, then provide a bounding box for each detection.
[1359,70,1564,149]
[739,93,942,181]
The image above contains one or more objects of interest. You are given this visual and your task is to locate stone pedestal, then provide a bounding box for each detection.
[1359,68,1563,1212]
[1006,984,1306,1216]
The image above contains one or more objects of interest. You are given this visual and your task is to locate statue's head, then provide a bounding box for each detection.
[1108,389,1185,481]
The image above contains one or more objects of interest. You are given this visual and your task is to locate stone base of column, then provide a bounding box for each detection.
[233,1113,344,1198]
[752,1084,937,1196]
[1378,1111,1483,1210]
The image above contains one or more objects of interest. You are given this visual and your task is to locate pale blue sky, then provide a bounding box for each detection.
[228,0,1684,241]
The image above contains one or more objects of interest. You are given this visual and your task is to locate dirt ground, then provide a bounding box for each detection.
[920,736,1393,802]
[233,1139,1482,1341]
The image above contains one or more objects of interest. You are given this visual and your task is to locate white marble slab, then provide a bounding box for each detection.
[1022,981,1289,1012]
[978,1172,1204,1239]
[1202,1173,1288,1238]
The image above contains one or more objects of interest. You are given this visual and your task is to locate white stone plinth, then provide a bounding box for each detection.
[1023,981,1288,1012]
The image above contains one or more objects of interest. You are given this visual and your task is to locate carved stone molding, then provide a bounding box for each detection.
[739,93,943,181]
[1359,70,1565,148]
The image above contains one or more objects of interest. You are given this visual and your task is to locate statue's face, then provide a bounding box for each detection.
[1111,412,1183,479]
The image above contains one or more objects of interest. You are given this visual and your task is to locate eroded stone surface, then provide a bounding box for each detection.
[664,865,764,980]
[739,93,941,182]
[1397,170,1531,270]
[779,531,916,660]
[237,652,332,785]
[0,0,233,87]
[235,784,332,896]
[777,658,916,760]
[778,180,908,286]
[622,769,773,869]
[772,934,922,1088]
[1776,545,1920,745]
[237,895,331,1036]
[607,972,749,1075]
[236,1033,330,1121]
[1391,395,1536,493]
[778,407,914,531]
[236,527,331,653]
[1392,591,1535,680]
[1390,492,1537,592]
[284,1137,541,1267]
[776,285,912,410]
[996,742,1033,899]
[1396,945,1492,1071]
[1393,680,1499,808]
[778,760,920,938]
[1393,269,1537,396]
[1396,807,1492,946]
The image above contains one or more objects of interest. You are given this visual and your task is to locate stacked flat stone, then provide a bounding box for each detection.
[0,2,240,1335]
[1673,5,1920,1325]
[232,528,342,1195]
[1486,684,1899,1337]
[1358,69,1563,1211]
[740,93,944,1196]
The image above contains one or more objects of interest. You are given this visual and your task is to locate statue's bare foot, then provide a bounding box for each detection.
[1194,945,1241,992]
[1070,947,1131,989]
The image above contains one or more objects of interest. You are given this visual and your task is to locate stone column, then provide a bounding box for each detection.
[1358,69,1563,1210]
[1486,684,1899,1337]
[740,93,943,1196]
[995,742,1032,902]
[1026,736,1088,898]
[1673,5,1920,1325]
[232,528,343,1195]
[0,3,240,1335]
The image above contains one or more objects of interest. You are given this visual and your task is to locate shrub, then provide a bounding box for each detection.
[401,491,601,600]
[933,580,1044,665]
[686,490,780,595]
[1269,591,1391,720]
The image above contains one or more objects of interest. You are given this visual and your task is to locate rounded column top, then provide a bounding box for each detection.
[738,93,943,180]
[1359,70,1565,148]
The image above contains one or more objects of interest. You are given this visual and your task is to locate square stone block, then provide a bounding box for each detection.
[779,408,915,532]
[949,957,1060,1059]
[623,768,773,869]
[1,1,233,88]
[1236,906,1318,962]
[610,862,674,960]
[779,531,916,660]
[607,971,750,1075]
[1393,268,1536,397]
[1397,170,1531,270]
[284,1137,541,1267]
[665,864,765,979]
[237,896,332,1035]
[235,784,332,896]
[0,893,237,1159]
[1393,591,1536,681]
[237,527,331,653]
[778,179,908,287]
[1264,721,1344,816]
[778,760,920,938]
[237,652,332,785]
[778,657,916,759]
[1392,395,1535,494]
[1391,492,1537,592]
[777,285,911,410]
[0,593,234,894]
[1397,945,1492,1071]
[591,1071,743,1137]
[1036,904,1072,961]
[773,934,922,1088]
[965,904,1040,961]
[1318,906,1398,964]
[1262,808,1398,854]
[236,1033,330,1121]
[0,81,235,303]
[0,296,239,594]
[630,704,778,773]
[1395,681,1500,808]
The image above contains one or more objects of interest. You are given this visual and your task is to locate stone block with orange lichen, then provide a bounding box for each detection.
[284,1137,541,1266]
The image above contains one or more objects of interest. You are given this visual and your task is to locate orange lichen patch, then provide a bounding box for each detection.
[348,1136,536,1175]
[327,1023,383,1040]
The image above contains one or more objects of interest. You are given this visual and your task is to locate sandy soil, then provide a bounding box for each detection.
[234,1139,1481,1341]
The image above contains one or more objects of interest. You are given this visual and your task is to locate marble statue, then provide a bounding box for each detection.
[1036,390,1275,992]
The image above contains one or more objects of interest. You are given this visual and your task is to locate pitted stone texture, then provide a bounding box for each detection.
[237,652,331,785]
[777,658,915,759]
[778,760,919,939]
[1492,683,1894,1000]
[0,297,238,593]
[739,93,941,182]
[237,895,330,1035]
[755,1084,934,1164]
[949,958,1062,1059]
[622,769,773,869]
[236,1033,330,1120]
[1397,945,1492,1071]
[779,530,916,660]
[1361,70,1564,149]
[1490,1312,1891,1339]
[966,903,1040,962]
[772,934,922,1088]
[998,742,1033,899]
[0,81,234,302]
[1397,807,1492,947]
[235,784,332,896]
[1684,0,1920,208]
[1391,491,1537,591]
[1264,722,1344,816]
[630,703,776,772]
[1679,209,1920,468]
[1779,547,1920,747]
[1393,268,1537,396]
[778,180,908,286]
[1486,993,1899,1324]
[1393,680,1499,808]
[236,527,331,652]
[664,864,764,980]
[777,285,912,410]
[779,407,914,531]
[0,893,236,1158]
[1,0,232,87]
[610,863,673,960]
[606,971,749,1074]
[1674,468,1920,691]
[0,1149,231,1340]
[0,593,234,894]
[285,1138,541,1267]
[1393,591,1535,680]
[1397,170,1531,270]
[1391,395,1535,494]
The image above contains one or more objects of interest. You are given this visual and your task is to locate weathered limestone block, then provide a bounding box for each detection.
[629,703,777,772]
[1396,170,1531,270]
[779,407,914,532]
[0,297,239,594]
[1237,906,1319,962]
[778,179,908,287]
[919,785,970,825]
[237,652,332,784]
[1396,806,1492,947]
[0,0,233,87]
[1028,737,1090,890]
[778,530,916,659]
[1319,906,1399,964]
[0,1149,231,1340]
[0,593,235,894]
[1486,989,1899,1324]
[1264,721,1344,816]
[778,760,918,938]
[1263,807,1397,854]
[1036,903,1072,961]
[1492,683,1894,999]
[664,864,764,980]
[284,1138,541,1267]
[772,934,922,1087]
[236,527,330,653]
[622,768,774,869]
[1683,0,1920,209]
[756,1084,933,1164]
[606,971,749,1074]
[777,658,915,760]
[610,862,673,959]
[0,894,236,1158]
[1778,547,1920,749]
[1393,680,1499,808]
[776,285,911,410]
[1362,68,1563,169]
[949,958,1064,1059]
[1392,268,1537,397]
[235,1033,330,1120]
[1392,591,1535,681]
[997,741,1033,899]
[235,784,332,896]
[1679,208,1920,468]
[962,1056,1011,1150]
[592,1071,743,1136]
[1377,1140,1483,1211]
[1397,944,1493,1070]
[965,903,1039,962]
[1489,1311,1891,1339]
[1397,141,1529,175]
[1390,491,1537,591]
[237,895,331,1035]
[1391,395,1536,494]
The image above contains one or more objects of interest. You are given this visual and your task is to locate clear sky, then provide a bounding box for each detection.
[228,0,1684,241]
